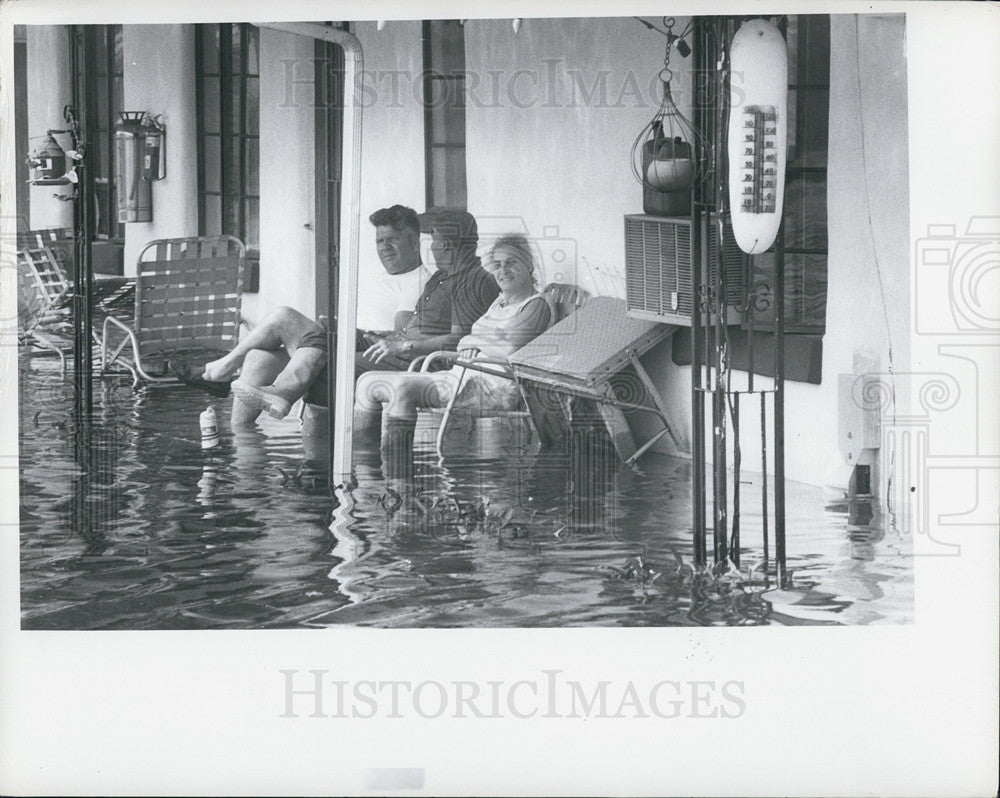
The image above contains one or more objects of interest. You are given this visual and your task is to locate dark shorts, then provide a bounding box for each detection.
[296,323,371,353]
[297,326,330,352]
[295,325,330,406]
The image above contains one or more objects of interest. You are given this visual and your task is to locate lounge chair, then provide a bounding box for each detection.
[16,229,76,371]
[417,292,680,464]
[100,235,246,386]
[507,295,680,463]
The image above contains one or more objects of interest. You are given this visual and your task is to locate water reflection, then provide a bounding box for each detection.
[18,360,914,628]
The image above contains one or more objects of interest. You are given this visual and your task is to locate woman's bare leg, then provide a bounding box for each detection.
[354,371,457,424]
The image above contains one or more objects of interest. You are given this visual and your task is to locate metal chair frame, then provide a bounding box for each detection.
[100,235,246,386]
[407,283,591,458]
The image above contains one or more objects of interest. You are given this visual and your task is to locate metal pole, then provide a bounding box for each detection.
[774,221,787,579]
[731,391,740,566]
[760,392,770,567]
[69,27,94,423]
[689,18,708,568]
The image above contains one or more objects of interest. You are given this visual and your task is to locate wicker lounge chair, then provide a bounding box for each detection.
[506,295,680,463]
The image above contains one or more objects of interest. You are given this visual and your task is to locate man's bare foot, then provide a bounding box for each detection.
[202,358,238,382]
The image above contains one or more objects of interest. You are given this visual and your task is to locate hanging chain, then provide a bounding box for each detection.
[659,17,675,88]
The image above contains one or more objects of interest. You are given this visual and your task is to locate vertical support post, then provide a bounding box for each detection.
[691,224,706,566]
[731,391,740,566]
[760,392,770,567]
[774,221,787,578]
[689,18,708,567]
[711,230,728,567]
[69,27,94,424]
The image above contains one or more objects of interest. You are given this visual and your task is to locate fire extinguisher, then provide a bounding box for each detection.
[142,115,166,182]
[115,111,152,223]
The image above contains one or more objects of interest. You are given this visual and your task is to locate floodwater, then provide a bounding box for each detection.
[17,357,913,629]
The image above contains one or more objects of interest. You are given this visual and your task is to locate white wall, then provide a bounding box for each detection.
[26,26,73,230]
[352,20,426,329]
[464,16,692,294]
[799,13,908,486]
[246,26,317,322]
[824,14,909,385]
[121,25,199,273]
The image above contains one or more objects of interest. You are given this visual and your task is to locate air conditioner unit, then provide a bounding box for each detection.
[624,214,744,326]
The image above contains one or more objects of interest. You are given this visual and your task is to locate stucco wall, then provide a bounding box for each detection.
[246,26,317,322]
[793,13,908,487]
[464,16,692,294]
[26,26,73,230]
[351,20,426,329]
[121,25,199,273]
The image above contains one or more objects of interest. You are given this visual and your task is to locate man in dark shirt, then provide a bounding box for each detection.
[356,209,499,373]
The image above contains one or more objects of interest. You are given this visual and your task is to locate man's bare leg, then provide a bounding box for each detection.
[230,348,288,426]
[202,306,320,382]
[230,346,327,419]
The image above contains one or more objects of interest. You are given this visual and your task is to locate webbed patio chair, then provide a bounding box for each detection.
[100,235,246,386]
[15,229,76,371]
[411,283,591,458]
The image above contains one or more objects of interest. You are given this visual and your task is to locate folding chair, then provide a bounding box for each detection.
[100,235,245,386]
[506,296,680,465]
[15,229,75,371]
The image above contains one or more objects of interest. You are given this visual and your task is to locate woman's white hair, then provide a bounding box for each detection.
[486,232,541,289]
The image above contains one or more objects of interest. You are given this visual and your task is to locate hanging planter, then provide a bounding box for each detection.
[645,133,695,192]
[630,18,699,215]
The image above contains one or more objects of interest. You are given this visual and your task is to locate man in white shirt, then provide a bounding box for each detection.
[361,204,433,338]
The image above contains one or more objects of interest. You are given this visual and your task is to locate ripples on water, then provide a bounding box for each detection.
[18,358,913,629]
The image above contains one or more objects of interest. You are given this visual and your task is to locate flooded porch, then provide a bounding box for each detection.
[18,356,912,629]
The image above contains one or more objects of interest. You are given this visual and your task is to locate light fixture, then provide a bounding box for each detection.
[512,18,522,33]
[376,20,386,31]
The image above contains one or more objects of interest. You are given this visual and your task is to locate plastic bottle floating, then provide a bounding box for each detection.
[200,406,220,450]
